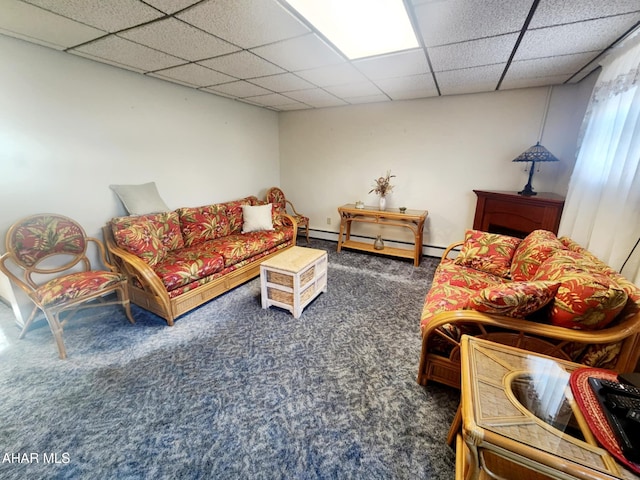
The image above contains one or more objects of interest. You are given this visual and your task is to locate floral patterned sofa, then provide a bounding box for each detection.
[418,229,640,389]
[103,195,297,325]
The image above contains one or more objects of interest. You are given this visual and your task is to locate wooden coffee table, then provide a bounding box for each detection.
[457,336,639,480]
[260,246,327,319]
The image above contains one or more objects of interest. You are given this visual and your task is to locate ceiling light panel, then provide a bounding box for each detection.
[285,0,418,59]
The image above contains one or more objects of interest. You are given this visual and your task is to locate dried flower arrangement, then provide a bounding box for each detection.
[369,170,396,197]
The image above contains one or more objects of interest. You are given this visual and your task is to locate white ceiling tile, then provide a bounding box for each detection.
[296,63,368,87]
[118,18,239,61]
[206,80,271,98]
[275,103,311,111]
[506,52,600,80]
[428,34,518,72]
[531,0,640,28]
[374,74,438,100]
[0,0,105,50]
[324,82,383,98]
[243,93,299,107]
[284,89,348,108]
[515,14,640,60]
[149,63,235,87]
[251,34,345,72]
[22,0,163,32]
[143,0,200,15]
[436,64,505,95]
[345,94,390,105]
[176,0,310,49]
[199,51,285,79]
[354,50,429,80]
[500,74,573,90]
[249,73,314,92]
[413,0,533,46]
[71,35,184,72]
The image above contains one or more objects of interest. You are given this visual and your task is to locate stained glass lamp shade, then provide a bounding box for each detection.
[512,142,559,196]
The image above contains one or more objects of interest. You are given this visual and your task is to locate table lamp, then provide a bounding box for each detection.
[512,142,559,196]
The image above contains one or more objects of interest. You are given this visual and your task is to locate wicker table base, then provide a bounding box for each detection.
[260,246,327,319]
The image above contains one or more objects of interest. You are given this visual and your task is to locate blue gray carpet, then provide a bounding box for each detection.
[0,239,458,479]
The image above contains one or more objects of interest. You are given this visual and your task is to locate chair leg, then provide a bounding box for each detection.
[117,285,135,324]
[305,224,310,244]
[43,310,67,359]
[19,305,41,339]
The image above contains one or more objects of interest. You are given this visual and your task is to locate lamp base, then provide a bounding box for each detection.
[518,185,537,196]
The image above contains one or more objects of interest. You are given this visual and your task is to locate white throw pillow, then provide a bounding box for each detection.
[109,182,170,215]
[242,204,274,233]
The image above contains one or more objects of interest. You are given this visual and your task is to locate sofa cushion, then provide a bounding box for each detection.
[454,230,521,278]
[467,281,560,318]
[205,227,292,268]
[223,196,259,234]
[153,242,225,292]
[177,204,230,246]
[111,211,184,267]
[511,230,566,281]
[534,252,628,329]
[241,204,274,233]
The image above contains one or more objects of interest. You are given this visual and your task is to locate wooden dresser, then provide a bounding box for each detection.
[473,190,565,238]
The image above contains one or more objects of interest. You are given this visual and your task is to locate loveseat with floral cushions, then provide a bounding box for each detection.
[417,229,640,389]
[103,195,297,325]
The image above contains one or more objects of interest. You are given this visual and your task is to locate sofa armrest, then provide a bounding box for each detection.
[441,241,463,261]
[102,225,172,316]
[420,309,640,379]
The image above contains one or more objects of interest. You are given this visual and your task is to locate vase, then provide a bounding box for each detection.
[374,235,384,250]
[378,196,386,211]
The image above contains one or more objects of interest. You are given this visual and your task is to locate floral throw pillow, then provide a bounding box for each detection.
[467,281,560,318]
[454,230,521,278]
[534,252,628,329]
[177,204,230,246]
[510,229,566,281]
[111,212,184,266]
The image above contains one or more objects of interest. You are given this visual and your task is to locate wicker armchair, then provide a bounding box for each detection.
[0,214,134,358]
[266,187,309,243]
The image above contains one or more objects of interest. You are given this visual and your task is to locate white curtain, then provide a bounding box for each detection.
[559,32,640,285]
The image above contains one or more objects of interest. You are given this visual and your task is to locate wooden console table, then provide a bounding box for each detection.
[473,190,565,238]
[337,204,428,266]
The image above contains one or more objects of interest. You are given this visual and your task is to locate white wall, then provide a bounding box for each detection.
[0,35,280,312]
[279,81,594,255]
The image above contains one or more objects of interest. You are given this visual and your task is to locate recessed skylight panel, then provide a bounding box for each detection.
[286,0,419,59]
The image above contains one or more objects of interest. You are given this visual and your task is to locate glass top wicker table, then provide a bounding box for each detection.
[458,336,639,480]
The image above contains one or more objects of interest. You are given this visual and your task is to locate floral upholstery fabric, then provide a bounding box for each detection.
[9,215,85,267]
[112,212,184,267]
[153,242,225,292]
[35,271,126,306]
[420,259,507,332]
[454,230,521,278]
[177,204,230,246]
[534,251,628,330]
[203,227,292,268]
[224,196,259,234]
[511,230,566,281]
[467,281,560,318]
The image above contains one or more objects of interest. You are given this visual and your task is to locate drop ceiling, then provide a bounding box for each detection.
[1,0,639,111]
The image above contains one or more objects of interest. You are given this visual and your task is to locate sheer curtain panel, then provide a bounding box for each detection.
[559,32,640,285]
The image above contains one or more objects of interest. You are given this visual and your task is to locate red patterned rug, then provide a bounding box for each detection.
[570,367,640,475]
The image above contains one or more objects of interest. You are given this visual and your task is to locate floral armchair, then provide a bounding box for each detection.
[266,187,309,243]
[0,214,135,358]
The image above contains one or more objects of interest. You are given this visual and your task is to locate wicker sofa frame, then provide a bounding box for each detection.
[417,241,640,389]
[103,214,297,326]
